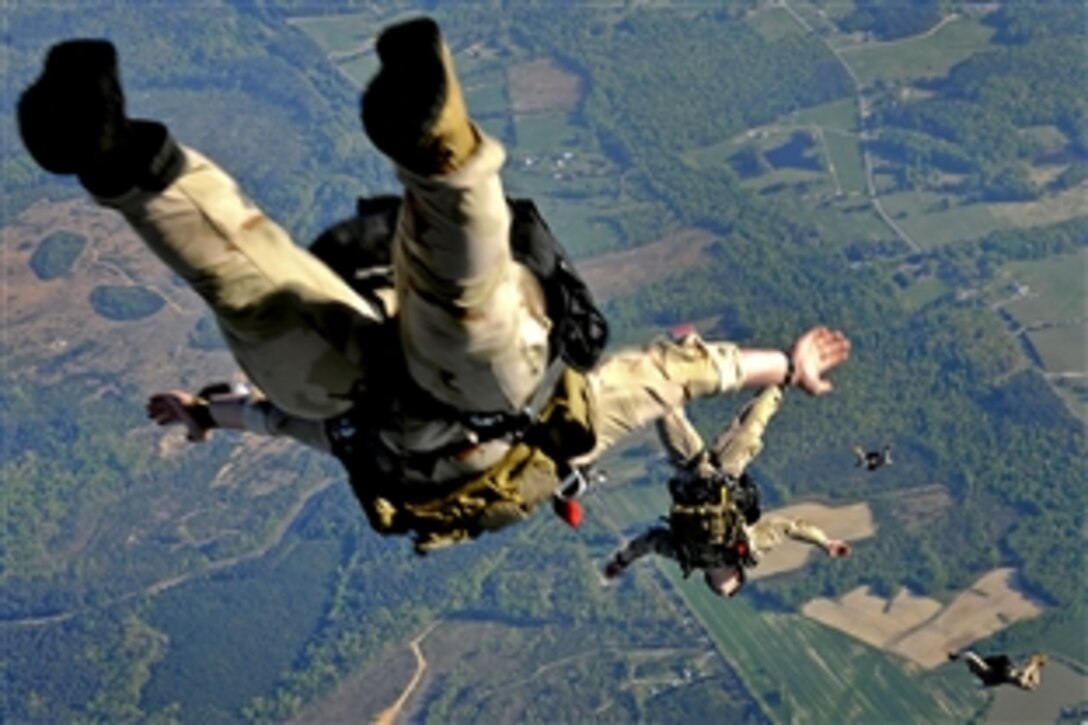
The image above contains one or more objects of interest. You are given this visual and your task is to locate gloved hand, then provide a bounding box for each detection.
[603,558,625,579]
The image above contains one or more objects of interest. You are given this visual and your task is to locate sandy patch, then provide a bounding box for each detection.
[749,501,876,580]
[802,567,1046,670]
[1026,163,1070,187]
[507,58,582,114]
[3,198,237,391]
[803,587,941,651]
[886,587,945,627]
[292,644,416,725]
[890,568,1046,668]
[989,183,1088,228]
[374,622,440,725]
[578,228,719,302]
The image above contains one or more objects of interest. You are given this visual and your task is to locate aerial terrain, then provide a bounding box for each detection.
[2,1,1084,722]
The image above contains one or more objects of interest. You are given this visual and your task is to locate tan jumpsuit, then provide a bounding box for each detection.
[98,133,744,482]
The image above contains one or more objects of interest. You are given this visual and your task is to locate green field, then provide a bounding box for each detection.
[1003,250,1088,325]
[669,572,985,723]
[465,80,510,119]
[531,198,626,257]
[792,98,858,132]
[804,200,896,247]
[687,126,821,168]
[1025,327,1087,374]
[686,123,860,200]
[824,130,866,195]
[836,15,997,87]
[287,13,376,54]
[696,97,857,174]
[745,5,806,41]
[819,0,859,24]
[593,477,670,533]
[513,112,581,153]
[997,250,1087,405]
[880,192,1005,247]
[337,54,378,85]
[899,276,949,312]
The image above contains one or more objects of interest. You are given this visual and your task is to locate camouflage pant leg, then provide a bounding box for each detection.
[656,385,784,478]
[573,333,742,465]
[94,147,383,419]
[709,385,784,477]
[656,408,709,470]
[615,527,677,567]
[393,130,551,414]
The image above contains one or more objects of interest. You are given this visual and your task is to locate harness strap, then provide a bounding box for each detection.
[461,356,567,444]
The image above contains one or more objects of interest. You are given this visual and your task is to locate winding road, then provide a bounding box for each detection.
[374,622,440,725]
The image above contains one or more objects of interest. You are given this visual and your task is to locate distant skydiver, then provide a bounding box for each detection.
[948,650,1047,691]
[603,387,851,598]
[853,443,892,471]
[20,22,850,554]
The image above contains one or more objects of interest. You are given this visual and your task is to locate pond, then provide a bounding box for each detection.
[765,131,823,172]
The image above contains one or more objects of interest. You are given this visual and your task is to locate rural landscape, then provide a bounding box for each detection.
[2,1,1084,723]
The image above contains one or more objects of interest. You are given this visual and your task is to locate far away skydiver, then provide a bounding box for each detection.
[948,650,1047,691]
[854,443,892,471]
[20,19,851,554]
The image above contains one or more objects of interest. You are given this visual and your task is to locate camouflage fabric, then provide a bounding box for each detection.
[352,368,596,554]
[95,147,383,419]
[668,494,748,575]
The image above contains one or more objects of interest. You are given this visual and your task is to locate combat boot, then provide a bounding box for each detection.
[18,39,127,175]
[18,39,183,195]
[360,17,478,175]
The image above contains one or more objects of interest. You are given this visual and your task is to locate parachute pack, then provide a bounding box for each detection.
[310,196,607,553]
[310,195,609,372]
[667,474,753,576]
[354,368,593,554]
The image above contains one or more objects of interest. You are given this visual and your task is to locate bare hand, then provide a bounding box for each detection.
[147,390,210,443]
[824,540,851,558]
[790,326,850,396]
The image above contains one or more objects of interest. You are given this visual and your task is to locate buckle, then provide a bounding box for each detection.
[555,466,589,500]
[464,408,533,441]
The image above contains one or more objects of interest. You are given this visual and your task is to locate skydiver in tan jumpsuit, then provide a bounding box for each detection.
[20,21,850,536]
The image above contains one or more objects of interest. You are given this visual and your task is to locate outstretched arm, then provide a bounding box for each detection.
[750,516,851,558]
[147,390,332,452]
[605,527,676,578]
[147,390,221,442]
[573,326,851,467]
[738,326,851,395]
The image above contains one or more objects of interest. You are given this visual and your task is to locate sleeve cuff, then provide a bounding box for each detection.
[241,400,276,436]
